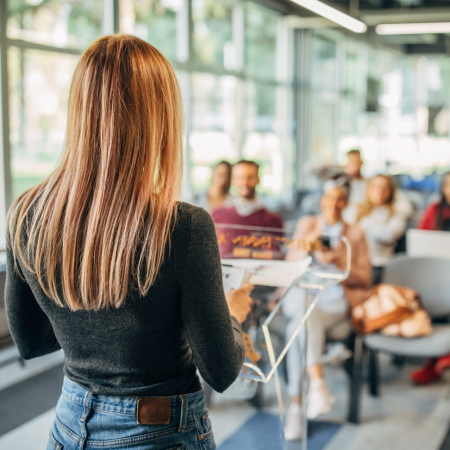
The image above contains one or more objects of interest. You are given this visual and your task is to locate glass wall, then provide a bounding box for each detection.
[7,0,103,49]
[308,28,450,180]
[8,48,78,199]
[0,0,295,237]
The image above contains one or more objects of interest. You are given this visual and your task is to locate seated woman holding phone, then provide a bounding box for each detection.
[283,175,372,441]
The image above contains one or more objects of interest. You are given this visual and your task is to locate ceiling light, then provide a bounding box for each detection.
[376,22,450,35]
[291,0,367,33]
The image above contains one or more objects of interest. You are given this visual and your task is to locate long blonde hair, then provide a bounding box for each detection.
[356,174,396,222]
[8,34,183,311]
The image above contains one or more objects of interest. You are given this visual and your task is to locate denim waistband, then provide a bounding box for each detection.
[62,377,205,418]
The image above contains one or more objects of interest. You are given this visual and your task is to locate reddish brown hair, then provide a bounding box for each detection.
[8,34,183,310]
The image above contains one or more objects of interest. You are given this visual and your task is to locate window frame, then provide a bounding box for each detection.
[0,0,296,242]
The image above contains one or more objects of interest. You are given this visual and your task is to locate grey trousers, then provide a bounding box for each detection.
[283,287,350,397]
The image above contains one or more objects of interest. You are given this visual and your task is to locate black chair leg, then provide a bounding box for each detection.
[348,334,364,424]
[368,349,379,397]
[391,355,405,369]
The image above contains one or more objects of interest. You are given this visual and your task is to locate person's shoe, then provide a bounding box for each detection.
[284,402,303,441]
[321,342,353,366]
[306,380,335,419]
[435,354,450,374]
[410,359,441,385]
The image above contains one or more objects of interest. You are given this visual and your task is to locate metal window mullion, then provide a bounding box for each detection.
[178,1,193,201]
[0,0,12,232]
[176,0,192,64]
[6,38,82,55]
[234,2,245,160]
[102,0,119,35]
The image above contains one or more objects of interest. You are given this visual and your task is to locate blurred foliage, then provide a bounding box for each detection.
[8,0,102,49]
[192,0,236,67]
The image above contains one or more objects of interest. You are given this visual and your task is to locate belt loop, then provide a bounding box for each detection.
[178,395,187,432]
[80,391,92,444]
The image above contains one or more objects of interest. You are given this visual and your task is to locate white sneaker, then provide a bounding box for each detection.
[306,380,335,419]
[321,342,353,366]
[284,402,303,441]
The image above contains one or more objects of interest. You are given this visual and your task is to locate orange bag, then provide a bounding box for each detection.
[351,284,432,337]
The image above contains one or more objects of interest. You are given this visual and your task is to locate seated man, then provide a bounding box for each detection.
[212,160,283,259]
[283,176,372,441]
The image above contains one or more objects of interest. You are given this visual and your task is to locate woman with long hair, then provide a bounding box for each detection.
[355,174,407,285]
[6,35,252,450]
[194,161,233,212]
[419,172,450,231]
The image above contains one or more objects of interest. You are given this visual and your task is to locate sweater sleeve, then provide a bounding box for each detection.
[419,204,437,230]
[5,232,61,360]
[363,213,406,243]
[180,208,245,393]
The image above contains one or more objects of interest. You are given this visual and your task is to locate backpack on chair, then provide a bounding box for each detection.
[351,284,433,337]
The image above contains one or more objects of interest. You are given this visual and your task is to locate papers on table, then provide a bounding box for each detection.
[222,265,253,293]
[221,257,312,288]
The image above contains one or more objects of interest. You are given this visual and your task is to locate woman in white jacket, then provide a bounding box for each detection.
[354,174,406,284]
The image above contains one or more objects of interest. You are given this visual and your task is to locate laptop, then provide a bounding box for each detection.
[406,229,450,260]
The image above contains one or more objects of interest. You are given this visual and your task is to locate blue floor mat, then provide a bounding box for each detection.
[218,412,341,450]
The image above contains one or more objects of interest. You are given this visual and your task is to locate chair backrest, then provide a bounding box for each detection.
[406,229,450,260]
[382,255,450,317]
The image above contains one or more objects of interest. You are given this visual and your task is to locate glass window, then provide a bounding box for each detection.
[245,2,279,80]
[344,50,358,94]
[311,34,337,163]
[120,0,181,60]
[192,0,237,68]
[8,48,78,199]
[190,72,238,194]
[7,0,103,49]
[243,81,283,198]
[312,34,337,92]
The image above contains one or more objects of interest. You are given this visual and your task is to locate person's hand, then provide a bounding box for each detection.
[304,232,321,244]
[226,283,254,324]
[316,248,338,264]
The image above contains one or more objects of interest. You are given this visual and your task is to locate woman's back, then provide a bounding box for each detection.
[7,203,244,396]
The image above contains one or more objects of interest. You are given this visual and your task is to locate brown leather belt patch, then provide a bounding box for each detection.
[137,398,171,425]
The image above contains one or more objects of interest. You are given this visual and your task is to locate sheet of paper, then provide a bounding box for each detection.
[222,266,252,293]
[221,256,312,288]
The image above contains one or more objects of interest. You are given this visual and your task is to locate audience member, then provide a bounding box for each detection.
[352,175,407,285]
[212,160,283,258]
[343,149,413,223]
[283,176,372,440]
[345,149,366,206]
[419,172,450,230]
[410,172,450,385]
[193,161,233,213]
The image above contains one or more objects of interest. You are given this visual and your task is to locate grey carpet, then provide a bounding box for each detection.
[0,364,64,435]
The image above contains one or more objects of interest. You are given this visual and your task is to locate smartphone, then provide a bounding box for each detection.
[321,236,331,249]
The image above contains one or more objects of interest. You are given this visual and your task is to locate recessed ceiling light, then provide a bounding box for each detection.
[291,0,367,33]
[376,22,450,35]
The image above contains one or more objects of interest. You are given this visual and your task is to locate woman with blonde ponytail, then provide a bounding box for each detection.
[6,34,252,450]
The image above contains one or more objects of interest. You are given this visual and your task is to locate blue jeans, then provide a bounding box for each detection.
[47,377,216,450]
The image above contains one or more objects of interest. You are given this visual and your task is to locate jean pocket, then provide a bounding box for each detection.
[49,432,64,450]
[200,411,212,435]
[196,410,215,449]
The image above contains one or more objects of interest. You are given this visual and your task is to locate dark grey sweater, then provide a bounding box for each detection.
[5,203,245,396]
